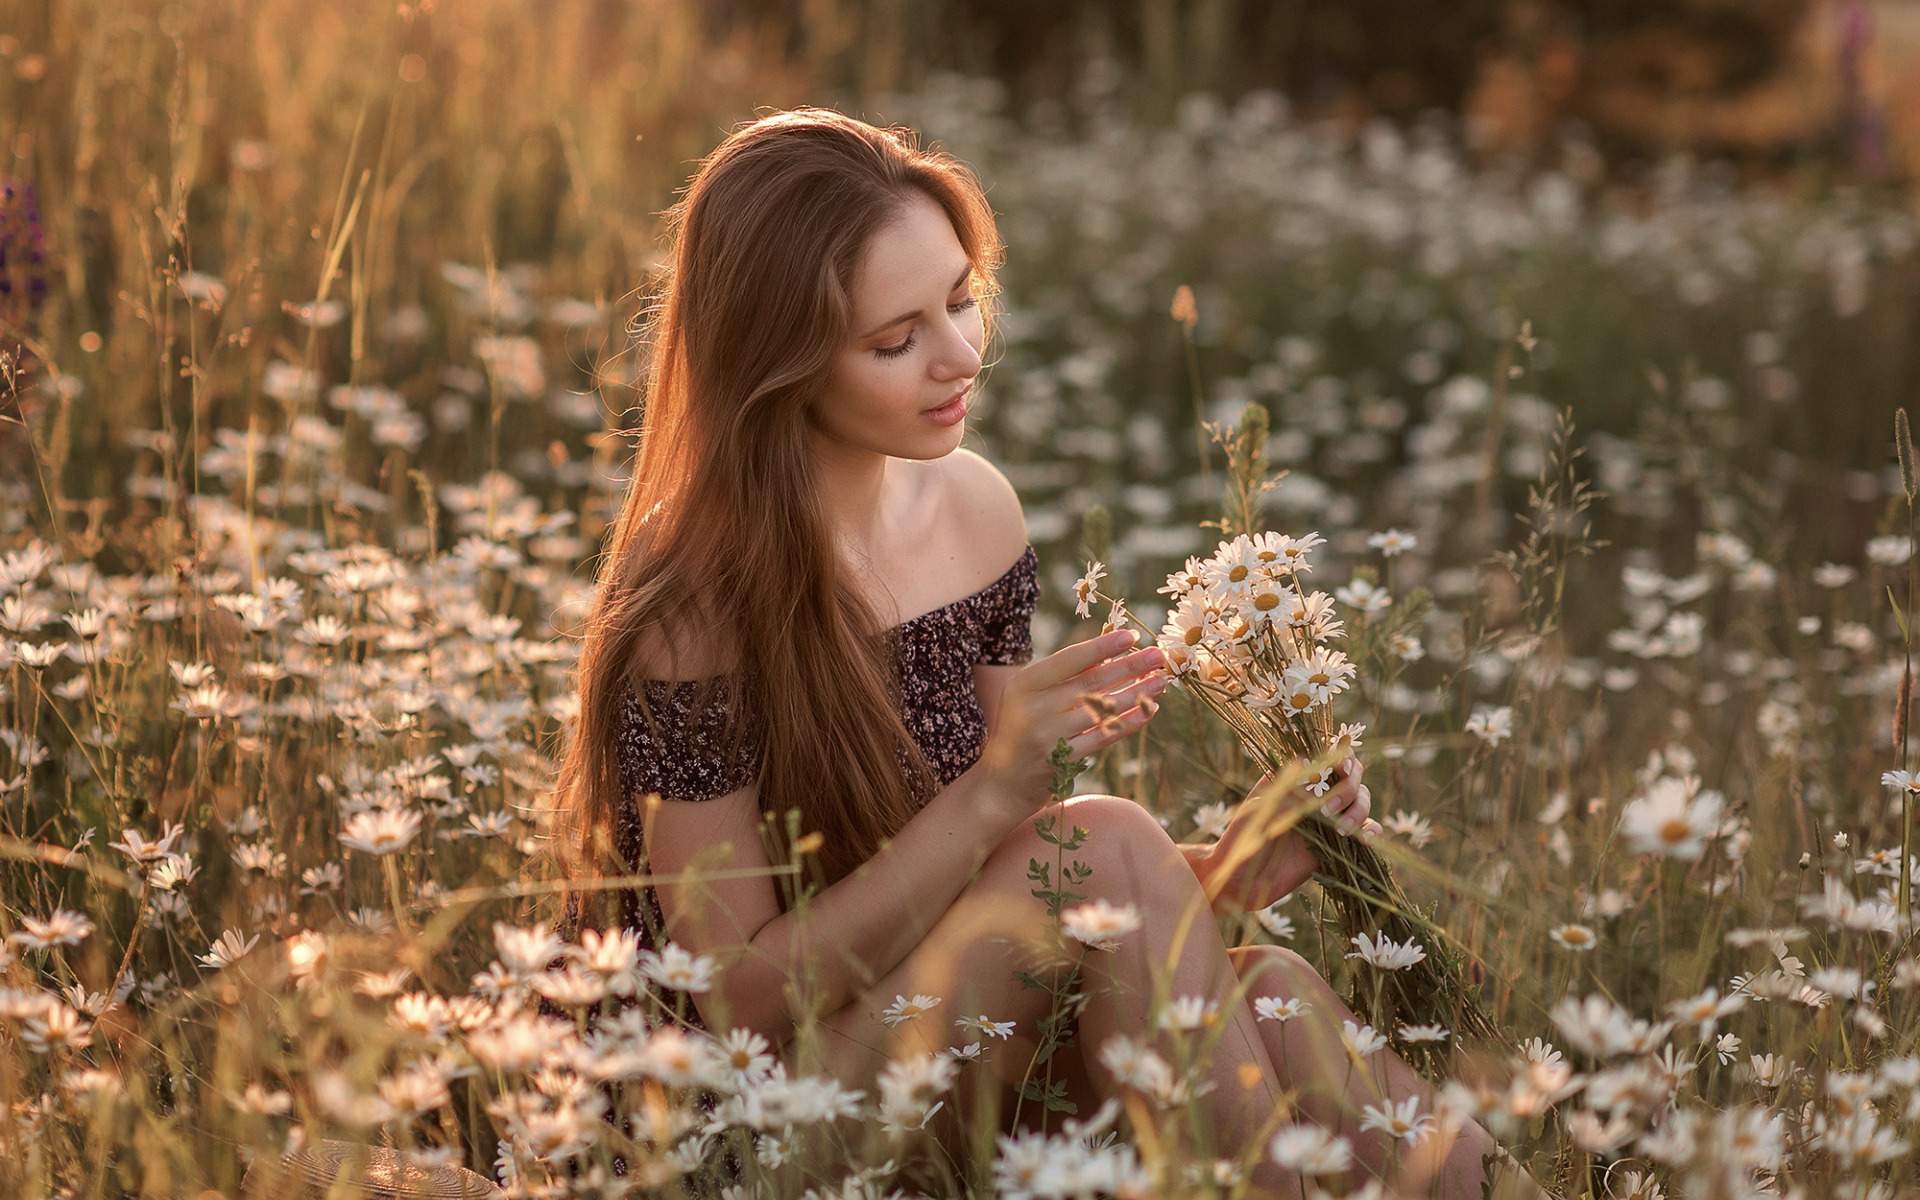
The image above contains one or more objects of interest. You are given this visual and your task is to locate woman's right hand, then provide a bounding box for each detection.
[975,628,1169,816]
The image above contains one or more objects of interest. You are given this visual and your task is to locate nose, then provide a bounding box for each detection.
[933,312,983,382]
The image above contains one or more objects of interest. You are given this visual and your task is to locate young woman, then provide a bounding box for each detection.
[555,107,1512,1198]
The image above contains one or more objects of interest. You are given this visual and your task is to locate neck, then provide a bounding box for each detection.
[808,427,895,564]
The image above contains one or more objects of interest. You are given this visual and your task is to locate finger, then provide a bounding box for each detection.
[1027,628,1142,691]
[1320,777,1362,817]
[1066,644,1168,698]
[1330,801,1383,836]
[1071,667,1169,723]
[1324,787,1367,832]
[1332,784,1371,825]
[1065,695,1160,758]
[1357,818,1384,841]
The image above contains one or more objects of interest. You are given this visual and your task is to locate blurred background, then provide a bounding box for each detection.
[751,0,1920,175]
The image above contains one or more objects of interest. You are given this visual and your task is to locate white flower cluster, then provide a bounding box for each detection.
[1155,531,1358,730]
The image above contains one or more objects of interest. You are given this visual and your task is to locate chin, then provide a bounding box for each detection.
[923,424,969,458]
[893,438,963,463]
[873,415,964,461]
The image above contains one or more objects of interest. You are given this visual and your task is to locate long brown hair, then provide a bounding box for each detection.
[554,108,1005,906]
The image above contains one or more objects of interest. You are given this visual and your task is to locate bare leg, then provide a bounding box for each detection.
[1229,944,1500,1200]
[796,795,1306,1197]
[1063,796,1299,1192]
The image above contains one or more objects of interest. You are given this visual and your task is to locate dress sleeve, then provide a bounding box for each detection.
[977,545,1040,666]
[614,675,763,804]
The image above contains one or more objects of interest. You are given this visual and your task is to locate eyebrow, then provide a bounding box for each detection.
[859,264,974,339]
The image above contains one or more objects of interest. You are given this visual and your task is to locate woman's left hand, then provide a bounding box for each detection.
[1193,759,1380,914]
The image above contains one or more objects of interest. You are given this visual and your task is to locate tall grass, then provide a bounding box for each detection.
[5,4,1920,1197]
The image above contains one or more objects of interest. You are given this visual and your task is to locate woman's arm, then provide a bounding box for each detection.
[644,632,1168,1045]
[973,661,1020,732]
[644,763,1026,1044]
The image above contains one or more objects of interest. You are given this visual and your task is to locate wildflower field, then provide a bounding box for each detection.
[9,4,1920,1198]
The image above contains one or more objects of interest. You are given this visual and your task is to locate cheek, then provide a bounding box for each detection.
[850,356,922,408]
[820,355,915,433]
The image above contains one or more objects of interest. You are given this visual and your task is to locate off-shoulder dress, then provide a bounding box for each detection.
[594,544,1041,1014]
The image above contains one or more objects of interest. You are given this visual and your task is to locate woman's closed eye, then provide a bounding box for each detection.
[874,293,978,359]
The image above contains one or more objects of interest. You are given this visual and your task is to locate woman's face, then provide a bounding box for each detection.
[813,190,985,461]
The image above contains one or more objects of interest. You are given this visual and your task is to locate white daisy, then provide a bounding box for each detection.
[1366,529,1418,557]
[1269,1124,1353,1173]
[1342,1019,1389,1057]
[1550,923,1599,952]
[879,993,943,1026]
[1347,932,1427,971]
[1334,577,1392,614]
[638,943,718,993]
[1201,535,1263,598]
[1359,1095,1434,1143]
[338,808,423,856]
[955,1014,1016,1040]
[196,929,260,970]
[1254,995,1310,1023]
[1072,562,1107,619]
[1619,777,1723,861]
[1062,899,1142,951]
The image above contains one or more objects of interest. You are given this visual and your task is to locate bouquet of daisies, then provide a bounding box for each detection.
[1079,529,1497,1056]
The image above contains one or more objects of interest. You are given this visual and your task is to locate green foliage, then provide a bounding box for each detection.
[1012,738,1095,1124]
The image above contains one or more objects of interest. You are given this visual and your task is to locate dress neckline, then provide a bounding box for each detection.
[890,543,1036,632]
[637,543,1035,690]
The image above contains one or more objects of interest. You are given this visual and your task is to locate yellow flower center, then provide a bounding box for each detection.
[1658,818,1692,844]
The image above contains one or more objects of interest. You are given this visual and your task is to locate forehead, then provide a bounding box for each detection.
[848,193,969,314]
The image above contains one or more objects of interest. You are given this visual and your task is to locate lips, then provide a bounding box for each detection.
[926,384,970,414]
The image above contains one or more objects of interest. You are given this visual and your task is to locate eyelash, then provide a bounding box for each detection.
[875,294,978,360]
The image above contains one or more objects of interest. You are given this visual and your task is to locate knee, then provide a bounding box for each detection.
[1229,943,1317,990]
[1230,943,1309,969]
[1058,794,1186,890]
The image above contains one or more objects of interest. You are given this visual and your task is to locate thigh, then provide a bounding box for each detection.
[789,794,1192,1124]
[1228,944,1363,1085]
[790,814,1072,1092]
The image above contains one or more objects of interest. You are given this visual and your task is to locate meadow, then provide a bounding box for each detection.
[6,3,1920,1197]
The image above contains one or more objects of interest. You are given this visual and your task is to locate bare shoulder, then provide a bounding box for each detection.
[936,447,1028,569]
